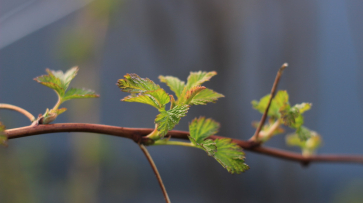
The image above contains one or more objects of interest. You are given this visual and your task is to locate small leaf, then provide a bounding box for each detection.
[294,103,312,114]
[252,90,289,118]
[155,105,189,136]
[286,128,322,156]
[185,71,217,90]
[34,73,65,97]
[188,118,249,174]
[0,122,8,146]
[189,117,220,143]
[189,136,217,156]
[169,95,176,109]
[122,89,170,110]
[62,88,99,102]
[159,75,185,98]
[296,126,312,141]
[35,67,98,104]
[280,105,299,127]
[117,73,160,94]
[213,138,249,174]
[189,88,224,105]
[179,86,206,104]
[280,103,311,129]
[199,139,218,156]
[49,67,78,90]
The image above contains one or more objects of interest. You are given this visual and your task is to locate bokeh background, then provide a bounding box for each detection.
[1,0,363,202]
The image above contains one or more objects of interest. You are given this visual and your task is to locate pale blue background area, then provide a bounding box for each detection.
[1,0,363,202]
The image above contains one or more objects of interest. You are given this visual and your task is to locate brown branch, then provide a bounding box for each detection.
[4,123,363,165]
[251,63,288,142]
[139,144,171,203]
[0,103,35,122]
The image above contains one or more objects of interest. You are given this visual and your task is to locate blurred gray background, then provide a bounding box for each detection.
[1,0,363,202]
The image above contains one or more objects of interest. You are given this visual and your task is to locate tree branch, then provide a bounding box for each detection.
[139,144,171,203]
[5,123,363,165]
[251,63,287,142]
[0,103,35,122]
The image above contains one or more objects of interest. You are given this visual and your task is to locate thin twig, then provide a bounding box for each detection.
[251,63,288,142]
[0,103,35,122]
[139,144,171,203]
[4,123,363,165]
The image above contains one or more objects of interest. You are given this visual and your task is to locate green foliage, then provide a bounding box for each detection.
[213,138,250,174]
[252,90,321,155]
[117,73,160,94]
[0,122,7,146]
[252,91,313,138]
[119,72,223,139]
[159,71,224,106]
[286,128,322,156]
[155,105,189,136]
[251,90,289,118]
[34,67,99,124]
[184,71,217,90]
[189,117,220,143]
[188,117,249,174]
[118,72,248,173]
[158,76,185,98]
[122,89,170,110]
[280,103,311,129]
[62,88,99,102]
[188,88,224,105]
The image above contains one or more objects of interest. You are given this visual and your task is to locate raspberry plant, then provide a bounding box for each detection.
[1,65,361,203]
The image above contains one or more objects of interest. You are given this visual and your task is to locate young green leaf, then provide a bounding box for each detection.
[34,67,79,97]
[179,86,206,104]
[62,88,99,102]
[155,105,189,136]
[280,103,311,129]
[213,138,249,174]
[286,128,322,156]
[34,71,66,97]
[295,126,312,141]
[252,90,289,118]
[0,122,7,146]
[189,117,220,143]
[185,71,217,90]
[117,73,160,94]
[34,67,99,124]
[122,89,170,110]
[159,75,185,98]
[159,71,223,106]
[189,88,224,105]
[189,137,217,156]
[188,117,249,174]
[50,67,78,90]
[294,103,312,114]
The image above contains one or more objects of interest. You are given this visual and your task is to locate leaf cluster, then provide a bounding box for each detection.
[252,90,322,154]
[34,67,99,123]
[117,71,224,139]
[286,127,322,156]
